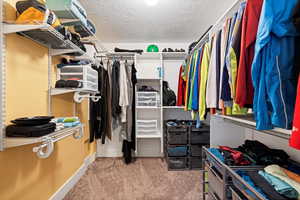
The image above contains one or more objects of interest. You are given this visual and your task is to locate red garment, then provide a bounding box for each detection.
[219,146,251,166]
[290,76,300,150]
[177,65,186,106]
[235,0,263,107]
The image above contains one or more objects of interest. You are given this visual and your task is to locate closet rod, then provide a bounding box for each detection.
[188,0,242,57]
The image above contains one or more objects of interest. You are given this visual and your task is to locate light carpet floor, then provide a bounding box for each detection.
[64,158,203,200]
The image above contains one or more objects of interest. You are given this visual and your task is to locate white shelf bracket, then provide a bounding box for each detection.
[32,136,54,159]
[73,91,100,103]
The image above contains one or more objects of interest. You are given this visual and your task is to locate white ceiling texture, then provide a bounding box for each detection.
[80,0,236,43]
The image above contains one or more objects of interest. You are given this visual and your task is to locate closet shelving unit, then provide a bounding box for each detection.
[0,3,104,156]
[134,51,188,157]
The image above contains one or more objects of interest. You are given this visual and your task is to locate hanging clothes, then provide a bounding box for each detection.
[289,76,300,149]
[89,64,112,144]
[111,60,121,119]
[122,63,137,164]
[252,0,299,130]
[187,50,199,111]
[198,42,211,120]
[184,54,194,111]
[221,12,238,106]
[206,32,220,108]
[235,0,264,108]
[191,47,204,111]
[177,65,186,106]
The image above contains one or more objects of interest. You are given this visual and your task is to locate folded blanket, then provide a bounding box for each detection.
[282,168,300,184]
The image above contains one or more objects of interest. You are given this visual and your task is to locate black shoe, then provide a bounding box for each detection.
[175,49,180,52]
[162,48,167,52]
[168,48,174,52]
[180,48,185,52]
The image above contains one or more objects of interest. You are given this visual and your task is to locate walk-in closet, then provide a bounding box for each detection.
[0,0,300,199]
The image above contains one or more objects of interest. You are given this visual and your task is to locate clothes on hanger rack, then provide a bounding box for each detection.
[111,60,122,119]
[89,63,112,144]
[179,0,300,133]
[252,0,299,130]
[122,62,137,164]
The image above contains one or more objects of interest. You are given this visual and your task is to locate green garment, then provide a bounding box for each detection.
[187,50,199,110]
[198,43,211,120]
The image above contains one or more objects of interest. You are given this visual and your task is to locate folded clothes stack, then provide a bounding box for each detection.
[6,116,56,137]
[51,117,81,131]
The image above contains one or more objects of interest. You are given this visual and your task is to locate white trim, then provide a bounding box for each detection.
[49,153,96,200]
[276,56,288,129]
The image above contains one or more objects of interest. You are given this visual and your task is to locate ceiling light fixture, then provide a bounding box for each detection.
[145,0,158,6]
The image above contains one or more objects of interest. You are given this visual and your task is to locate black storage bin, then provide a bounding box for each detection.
[191,144,203,156]
[168,145,188,157]
[190,156,203,169]
[167,126,188,145]
[168,157,187,169]
[190,125,210,144]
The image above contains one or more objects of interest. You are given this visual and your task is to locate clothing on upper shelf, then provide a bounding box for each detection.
[252,0,299,130]
[290,76,300,150]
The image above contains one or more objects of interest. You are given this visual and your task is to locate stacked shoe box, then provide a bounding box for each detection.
[165,121,210,170]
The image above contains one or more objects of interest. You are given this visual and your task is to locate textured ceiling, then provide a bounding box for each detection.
[80,0,236,43]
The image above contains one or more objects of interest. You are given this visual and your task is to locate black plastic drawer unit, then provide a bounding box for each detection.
[167,145,188,157]
[167,157,187,169]
[190,144,203,156]
[167,126,188,145]
[190,125,210,144]
[190,156,203,169]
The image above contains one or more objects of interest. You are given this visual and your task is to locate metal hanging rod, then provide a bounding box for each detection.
[187,0,243,58]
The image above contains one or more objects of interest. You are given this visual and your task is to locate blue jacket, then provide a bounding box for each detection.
[252,0,299,130]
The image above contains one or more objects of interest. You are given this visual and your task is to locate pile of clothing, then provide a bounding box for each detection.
[238,165,300,200]
[209,140,289,166]
[6,116,56,137]
[180,0,300,132]
[51,117,81,131]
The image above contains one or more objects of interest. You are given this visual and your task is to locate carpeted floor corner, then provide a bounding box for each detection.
[64,158,202,200]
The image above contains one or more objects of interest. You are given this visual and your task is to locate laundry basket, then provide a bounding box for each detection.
[58,64,98,92]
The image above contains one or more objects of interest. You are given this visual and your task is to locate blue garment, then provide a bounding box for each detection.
[191,48,203,110]
[208,148,224,162]
[237,171,270,200]
[259,170,298,199]
[252,0,299,130]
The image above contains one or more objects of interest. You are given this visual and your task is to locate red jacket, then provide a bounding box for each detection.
[235,0,263,107]
[177,65,186,106]
[290,76,300,150]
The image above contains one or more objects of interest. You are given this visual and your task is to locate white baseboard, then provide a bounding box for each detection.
[49,153,96,200]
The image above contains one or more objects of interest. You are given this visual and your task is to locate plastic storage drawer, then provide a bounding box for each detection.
[167,157,187,170]
[136,120,158,136]
[167,126,188,145]
[190,157,203,169]
[137,92,160,107]
[190,144,204,156]
[190,125,210,144]
[167,145,188,157]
